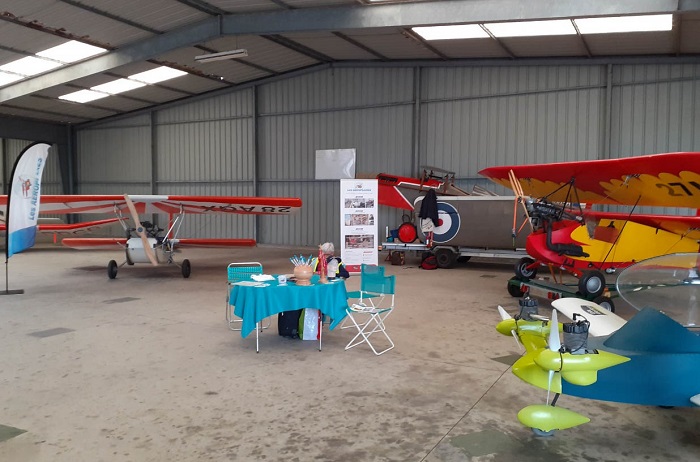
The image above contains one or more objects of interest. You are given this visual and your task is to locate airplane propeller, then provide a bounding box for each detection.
[546,309,561,403]
[123,194,158,266]
[508,169,534,237]
[498,305,523,352]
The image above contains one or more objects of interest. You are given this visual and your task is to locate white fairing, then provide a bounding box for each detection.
[551,298,627,337]
[126,237,160,264]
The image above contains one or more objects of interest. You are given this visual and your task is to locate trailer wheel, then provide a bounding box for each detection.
[434,248,457,268]
[515,257,538,280]
[593,295,615,312]
[507,281,526,297]
[578,270,605,298]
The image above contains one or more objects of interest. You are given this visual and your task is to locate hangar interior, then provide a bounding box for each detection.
[1,1,700,461]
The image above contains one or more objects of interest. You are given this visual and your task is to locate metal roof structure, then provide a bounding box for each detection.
[1,0,699,125]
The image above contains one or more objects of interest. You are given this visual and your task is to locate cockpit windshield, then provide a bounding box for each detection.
[616,252,700,329]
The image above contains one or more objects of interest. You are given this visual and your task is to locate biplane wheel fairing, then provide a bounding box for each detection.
[108,260,118,279]
[578,270,606,298]
[515,257,537,280]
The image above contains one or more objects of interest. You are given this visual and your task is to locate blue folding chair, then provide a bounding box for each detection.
[226,262,268,352]
[345,273,395,355]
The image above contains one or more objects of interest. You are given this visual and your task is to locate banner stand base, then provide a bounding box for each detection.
[1,289,24,296]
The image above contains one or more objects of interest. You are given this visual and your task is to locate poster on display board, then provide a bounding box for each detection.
[340,179,378,273]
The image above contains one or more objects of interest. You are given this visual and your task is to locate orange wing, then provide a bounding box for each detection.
[479,152,700,209]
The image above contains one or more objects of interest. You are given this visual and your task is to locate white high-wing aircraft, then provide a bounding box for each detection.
[1,194,302,279]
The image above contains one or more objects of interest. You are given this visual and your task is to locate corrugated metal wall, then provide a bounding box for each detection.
[421,65,606,194]
[1,138,63,195]
[74,63,700,245]
[611,64,700,156]
[258,68,414,245]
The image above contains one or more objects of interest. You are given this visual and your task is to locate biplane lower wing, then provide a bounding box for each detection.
[585,210,700,241]
[0,218,121,236]
[61,237,256,250]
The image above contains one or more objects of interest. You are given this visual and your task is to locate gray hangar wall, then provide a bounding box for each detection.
[75,63,700,246]
[1,138,64,195]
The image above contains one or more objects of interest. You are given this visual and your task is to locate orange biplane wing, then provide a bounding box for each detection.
[479,152,700,209]
[11,194,303,216]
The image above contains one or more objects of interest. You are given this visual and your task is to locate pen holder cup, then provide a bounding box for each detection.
[293,265,313,286]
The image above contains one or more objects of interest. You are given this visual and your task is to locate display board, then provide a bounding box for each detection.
[315,149,356,179]
[340,179,378,273]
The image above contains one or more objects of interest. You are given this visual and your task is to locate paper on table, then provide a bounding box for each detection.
[251,274,275,281]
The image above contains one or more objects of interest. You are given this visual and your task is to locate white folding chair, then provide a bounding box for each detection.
[341,264,385,329]
[226,262,268,352]
[345,274,395,355]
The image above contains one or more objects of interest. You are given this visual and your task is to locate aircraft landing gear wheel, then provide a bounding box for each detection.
[532,428,555,437]
[126,252,134,266]
[579,270,605,298]
[107,260,118,279]
[434,248,457,268]
[593,295,615,312]
[181,259,191,278]
[515,257,538,280]
[507,281,526,298]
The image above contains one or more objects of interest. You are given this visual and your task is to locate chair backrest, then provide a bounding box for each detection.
[227,262,263,282]
[361,264,384,278]
[361,273,396,295]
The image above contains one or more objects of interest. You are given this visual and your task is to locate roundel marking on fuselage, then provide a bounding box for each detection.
[432,202,460,243]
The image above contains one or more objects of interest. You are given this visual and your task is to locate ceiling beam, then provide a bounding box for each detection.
[2,0,698,103]
[0,17,221,103]
[221,0,695,34]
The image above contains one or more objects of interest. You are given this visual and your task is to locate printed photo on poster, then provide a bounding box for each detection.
[344,234,375,249]
[344,213,374,226]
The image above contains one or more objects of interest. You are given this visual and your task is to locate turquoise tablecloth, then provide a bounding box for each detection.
[231,274,349,337]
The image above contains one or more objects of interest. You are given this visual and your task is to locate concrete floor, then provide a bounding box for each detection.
[0,245,698,461]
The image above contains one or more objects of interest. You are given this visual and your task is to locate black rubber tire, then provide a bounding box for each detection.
[593,295,615,312]
[507,281,526,298]
[457,256,471,263]
[126,252,134,266]
[515,257,537,280]
[578,270,606,298]
[107,260,118,279]
[434,248,457,269]
[181,259,191,278]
